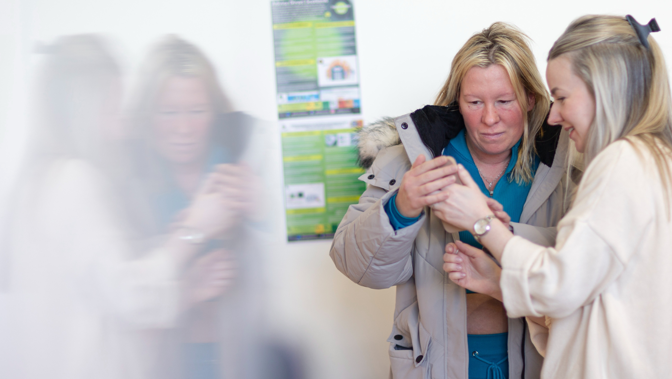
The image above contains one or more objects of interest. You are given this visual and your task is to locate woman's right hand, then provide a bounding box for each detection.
[182,168,239,238]
[183,164,259,238]
[443,241,503,301]
[184,249,237,306]
[395,155,459,218]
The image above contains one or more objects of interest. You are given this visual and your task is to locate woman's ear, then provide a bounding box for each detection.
[527,92,536,112]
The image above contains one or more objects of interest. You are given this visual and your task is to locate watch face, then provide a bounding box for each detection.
[474,218,490,235]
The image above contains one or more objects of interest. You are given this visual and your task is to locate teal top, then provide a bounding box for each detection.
[153,147,230,231]
[443,129,538,249]
[384,194,422,230]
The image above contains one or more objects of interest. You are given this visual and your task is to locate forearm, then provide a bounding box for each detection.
[478,218,514,262]
[161,232,204,270]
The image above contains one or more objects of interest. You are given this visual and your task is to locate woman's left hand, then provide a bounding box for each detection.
[443,241,503,301]
[486,198,511,230]
[432,165,493,231]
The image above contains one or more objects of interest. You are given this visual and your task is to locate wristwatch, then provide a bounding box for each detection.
[472,215,496,242]
[178,227,206,245]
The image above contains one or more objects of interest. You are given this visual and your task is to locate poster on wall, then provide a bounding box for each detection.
[271,0,366,241]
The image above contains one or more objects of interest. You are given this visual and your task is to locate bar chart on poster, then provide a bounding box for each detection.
[271,0,366,241]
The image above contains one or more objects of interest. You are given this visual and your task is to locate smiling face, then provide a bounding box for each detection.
[459,64,532,162]
[152,76,214,166]
[546,56,596,153]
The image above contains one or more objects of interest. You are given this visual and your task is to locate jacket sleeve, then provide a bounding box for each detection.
[329,147,423,290]
[500,142,650,318]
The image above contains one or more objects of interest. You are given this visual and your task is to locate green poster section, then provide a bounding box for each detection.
[282,128,365,240]
[272,0,360,119]
[272,0,363,241]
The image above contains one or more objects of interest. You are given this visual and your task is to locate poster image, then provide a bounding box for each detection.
[317,55,358,87]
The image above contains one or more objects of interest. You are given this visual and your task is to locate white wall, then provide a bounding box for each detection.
[1,1,671,379]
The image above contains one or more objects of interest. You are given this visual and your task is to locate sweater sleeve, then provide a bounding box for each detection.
[500,141,653,318]
[55,161,182,328]
[384,192,422,230]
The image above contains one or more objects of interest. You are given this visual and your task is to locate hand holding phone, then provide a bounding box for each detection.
[429,155,463,233]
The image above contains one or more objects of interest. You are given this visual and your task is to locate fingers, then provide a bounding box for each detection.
[486,198,503,212]
[454,240,485,259]
[494,210,511,225]
[420,175,457,196]
[421,189,452,207]
[411,154,426,169]
[486,199,511,225]
[448,272,466,281]
[416,163,459,184]
[443,243,467,282]
[443,262,464,273]
[456,164,480,191]
[445,242,458,255]
[411,155,451,176]
[443,243,464,272]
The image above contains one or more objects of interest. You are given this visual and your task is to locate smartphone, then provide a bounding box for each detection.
[433,155,462,233]
[442,155,462,185]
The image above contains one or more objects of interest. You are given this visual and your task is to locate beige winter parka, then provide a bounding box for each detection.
[330,105,572,379]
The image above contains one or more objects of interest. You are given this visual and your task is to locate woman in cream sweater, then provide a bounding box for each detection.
[436,14,672,379]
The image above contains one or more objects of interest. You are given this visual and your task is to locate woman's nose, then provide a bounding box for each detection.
[176,113,192,134]
[547,102,562,125]
[482,104,500,126]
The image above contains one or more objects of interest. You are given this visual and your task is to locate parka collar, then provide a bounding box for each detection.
[409,104,562,168]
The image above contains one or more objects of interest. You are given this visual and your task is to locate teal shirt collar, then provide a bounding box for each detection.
[447,129,521,180]
[443,129,537,250]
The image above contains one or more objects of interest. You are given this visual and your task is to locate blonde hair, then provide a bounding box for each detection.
[548,15,672,198]
[435,22,550,184]
[129,35,232,138]
[34,35,120,162]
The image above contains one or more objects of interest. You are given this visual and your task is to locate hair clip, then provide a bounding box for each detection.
[626,15,660,49]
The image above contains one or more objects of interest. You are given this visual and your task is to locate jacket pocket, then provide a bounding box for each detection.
[387,301,431,379]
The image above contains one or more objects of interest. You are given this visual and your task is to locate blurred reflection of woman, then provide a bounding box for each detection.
[128,36,263,379]
[0,35,236,379]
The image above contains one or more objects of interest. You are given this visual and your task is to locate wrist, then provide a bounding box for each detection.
[395,194,421,218]
[489,281,503,302]
[178,226,208,244]
[472,213,496,241]
[476,218,512,262]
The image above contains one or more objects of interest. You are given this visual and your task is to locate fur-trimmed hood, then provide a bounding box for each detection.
[356,117,400,169]
[356,105,562,169]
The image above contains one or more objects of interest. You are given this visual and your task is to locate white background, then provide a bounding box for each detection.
[1,1,670,378]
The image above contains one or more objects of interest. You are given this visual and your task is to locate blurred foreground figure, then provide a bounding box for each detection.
[127,36,279,379]
[0,35,240,379]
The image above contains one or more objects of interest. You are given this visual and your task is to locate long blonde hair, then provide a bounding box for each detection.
[549,15,672,197]
[435,22,550,184]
